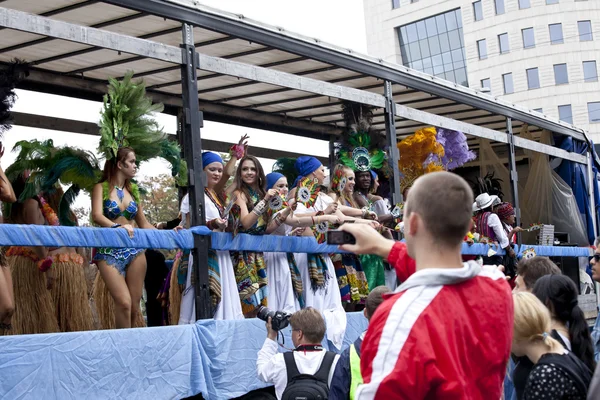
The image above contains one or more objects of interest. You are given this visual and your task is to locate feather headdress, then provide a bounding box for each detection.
[397,127,445,193]
[98,71,187,185]
[5,139,101,226]
[337,102,386,172]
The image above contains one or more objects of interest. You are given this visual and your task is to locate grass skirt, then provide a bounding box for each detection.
[51,255,94,332]
[168,258,182,325]
[92,273,147,329]
[8,255,59,334]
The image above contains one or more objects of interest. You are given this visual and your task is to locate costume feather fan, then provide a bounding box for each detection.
[0,60,28,138]
[99,71,186,184]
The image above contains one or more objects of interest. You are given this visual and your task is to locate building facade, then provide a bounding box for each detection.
[364,0,600,140]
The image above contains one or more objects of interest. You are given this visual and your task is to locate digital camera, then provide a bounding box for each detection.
[257,306,292,331]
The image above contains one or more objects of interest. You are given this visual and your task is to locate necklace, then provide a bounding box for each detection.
[114,185,125,203]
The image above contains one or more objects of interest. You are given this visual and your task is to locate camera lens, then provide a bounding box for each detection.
[256,306,274,322]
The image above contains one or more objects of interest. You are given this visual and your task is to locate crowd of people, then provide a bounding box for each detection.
[2,66,600,400]
[256,172,600,400]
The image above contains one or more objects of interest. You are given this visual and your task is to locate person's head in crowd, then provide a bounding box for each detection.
[202,151,224,190]
[294,156,326,187]
[472,193,499,215]
[404,172,473,259]
[234,155,267,201]
[514,257,561,293]
[512,291,564,357]
[364,286,391,321]
[591,237,600,283]
[289,307,326,348]
[266,172,288,196]
[496,202,516,226]
[533,275,596,372]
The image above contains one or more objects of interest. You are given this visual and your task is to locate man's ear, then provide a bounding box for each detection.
[406,212,419,236]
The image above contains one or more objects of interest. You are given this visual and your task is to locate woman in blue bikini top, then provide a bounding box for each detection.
[91,146,156,329]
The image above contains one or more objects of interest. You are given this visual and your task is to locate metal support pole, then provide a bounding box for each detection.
[587,152,598,239]
[329,138,336,174]
[383,81,402,205]
[180,23,212,320]
[506,117,521,245]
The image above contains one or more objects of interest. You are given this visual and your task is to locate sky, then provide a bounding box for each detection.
[4,0,368,212]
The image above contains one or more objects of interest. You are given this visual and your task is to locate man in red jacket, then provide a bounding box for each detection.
[339,171,513,400]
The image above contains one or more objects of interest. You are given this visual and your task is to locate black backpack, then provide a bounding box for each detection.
[281,351,336,400]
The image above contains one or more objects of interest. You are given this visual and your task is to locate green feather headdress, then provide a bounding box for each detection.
[4,139,101,226]
[98,71,187,185]
[337,101,386,172]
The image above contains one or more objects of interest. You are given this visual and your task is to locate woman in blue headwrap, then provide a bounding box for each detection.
[264,172,341,313]
[178,136,248,324]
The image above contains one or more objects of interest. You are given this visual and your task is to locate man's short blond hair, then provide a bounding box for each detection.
[404,172,474,248]
[289,307,326,343]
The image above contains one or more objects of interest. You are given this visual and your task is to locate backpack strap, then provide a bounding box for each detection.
[313,351,336,385]
[284,351,301,384]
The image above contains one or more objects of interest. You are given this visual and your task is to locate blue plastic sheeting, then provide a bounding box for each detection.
[0,313,368,400]
[0,224,589,257]
[556,137,600,244]
[0,324,201,399]
[517,245,590,257]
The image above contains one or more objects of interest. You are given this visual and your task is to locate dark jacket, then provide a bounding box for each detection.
[329,336,363,400]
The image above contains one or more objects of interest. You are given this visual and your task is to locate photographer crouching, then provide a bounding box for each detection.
[257,307,339,400]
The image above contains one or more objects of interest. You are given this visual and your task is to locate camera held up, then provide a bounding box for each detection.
[257,306,292,331]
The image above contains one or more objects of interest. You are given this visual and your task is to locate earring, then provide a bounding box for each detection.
[313,176,319,184]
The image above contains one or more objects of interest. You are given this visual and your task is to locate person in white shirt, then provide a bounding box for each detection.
[473,193,514,264]
[257,307,339,399]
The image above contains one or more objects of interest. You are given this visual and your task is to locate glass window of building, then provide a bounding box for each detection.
[533,108,543,113]
[503,73,514,94]
[578,21,593,41]
[498,33,510,54]
[583,61,598,82]
[495,0,505,15]
[546,0,559,4]
[527,68,540,89]
[392,0,400,9]
[477,39,487,59]
[549,23,564,44]
[553,63,568,84]
[473,1,483,21]
[558,105,573,124]
[522,28,535,48]
[519,0,531,9]
[398,9,468,86]
[588,102,600,123]
[481,78,491,91]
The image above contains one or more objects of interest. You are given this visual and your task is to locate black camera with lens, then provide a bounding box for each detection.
[257,306,292,331]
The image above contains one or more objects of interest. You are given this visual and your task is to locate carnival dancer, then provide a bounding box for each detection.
[0,143,16,334]
[473,193,515,265]
[286,156,348,349]
[92,72,185,329]
[496,201,522,281]
[264,172,341,313]
[4,174,59,334]
[329,164,370,309]
[4,138,99,334]
[178,151,246,323]
[0,61,22,334]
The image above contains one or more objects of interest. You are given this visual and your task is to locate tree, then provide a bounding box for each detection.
[139,174,180,225]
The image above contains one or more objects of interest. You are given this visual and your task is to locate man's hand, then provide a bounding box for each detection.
[266,317,277,341]
[338,223,395,258]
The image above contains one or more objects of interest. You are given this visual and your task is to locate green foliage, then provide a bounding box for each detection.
[138,174,180,225]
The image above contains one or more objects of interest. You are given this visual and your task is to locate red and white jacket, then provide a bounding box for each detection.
[356,243,513,400]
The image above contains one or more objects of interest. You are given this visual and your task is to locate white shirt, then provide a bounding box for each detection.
[486,212,510,249]
[180,194,189,214]
[257,338,339,400]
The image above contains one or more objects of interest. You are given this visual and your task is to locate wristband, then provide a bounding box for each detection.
[252,200,267,216]
[111,223,121,228]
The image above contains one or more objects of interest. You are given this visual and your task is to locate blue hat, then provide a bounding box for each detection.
[370,170,377,180]
[201,152,223,168]
[293,156,322,187]
[266,172,285,190]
